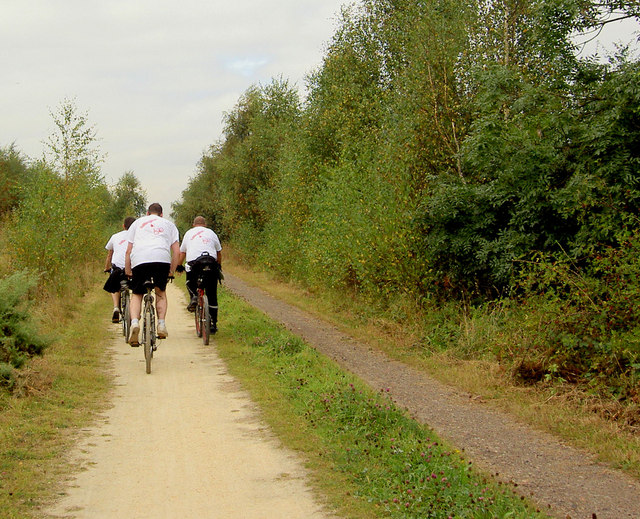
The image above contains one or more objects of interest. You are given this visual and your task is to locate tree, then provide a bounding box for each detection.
[0,145,29,215]
[108,171,147,223]
[171,153,222,237]
[217,79,301,236]
[44,98,105,185]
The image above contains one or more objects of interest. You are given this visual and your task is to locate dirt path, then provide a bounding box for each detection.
[44,283,330,519]
[223,273,640,519]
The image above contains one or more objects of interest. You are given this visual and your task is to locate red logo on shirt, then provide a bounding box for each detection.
[140,218,158,229]
[141,218,164,235]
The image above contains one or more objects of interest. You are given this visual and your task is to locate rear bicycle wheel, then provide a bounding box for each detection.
[144,305,153,374]
[202,294,210,345]
[121,290,130,341]
[195,291,203,337]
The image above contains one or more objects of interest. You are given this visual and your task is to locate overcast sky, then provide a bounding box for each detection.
[1,1,637,219]
[1,0,347,216]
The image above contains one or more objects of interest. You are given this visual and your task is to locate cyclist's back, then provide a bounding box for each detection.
[125,203,180,345]
[103,216,136,322]
[179,216,222,330]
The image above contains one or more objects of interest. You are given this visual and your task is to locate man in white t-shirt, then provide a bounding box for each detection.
[103,216,136,323]
[124,203,180,345]
[178,216,222,332]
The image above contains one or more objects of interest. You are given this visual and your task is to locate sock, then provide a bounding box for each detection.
[158,319,166,326]
[131,319,139,326]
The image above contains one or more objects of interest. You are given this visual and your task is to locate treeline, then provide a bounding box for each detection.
[0,100,147,389]
[173,1,640,407]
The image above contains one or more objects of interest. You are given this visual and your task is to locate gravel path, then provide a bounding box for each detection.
[44,283,330,519]
[224,272,640,519]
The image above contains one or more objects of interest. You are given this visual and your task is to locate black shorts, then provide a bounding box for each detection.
[103,267,127,293]
[130,263,171,295]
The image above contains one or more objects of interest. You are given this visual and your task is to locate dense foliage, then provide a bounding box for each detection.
[173,0,639,408]
[0,100,146,390]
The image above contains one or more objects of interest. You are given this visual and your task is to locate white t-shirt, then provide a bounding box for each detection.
[127,214,180,268]
[180,226,222,272]
[105,230,129,269]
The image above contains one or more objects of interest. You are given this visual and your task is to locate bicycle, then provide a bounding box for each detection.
[140,276,173,374]
[194,266,214,345]
[119,278,131,342]
[140,279,157,374]
[136,276,174,373]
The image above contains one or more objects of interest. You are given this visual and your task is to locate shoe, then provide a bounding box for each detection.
[129,323,140,346]
[157,323,168,339]
[187,296,197,312]
[112,308,120,323]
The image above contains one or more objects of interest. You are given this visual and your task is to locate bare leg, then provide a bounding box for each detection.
[130,293,142,320]
[155,288,167,320]
[111,292,120,308]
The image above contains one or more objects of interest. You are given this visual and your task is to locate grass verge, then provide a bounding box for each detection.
[0,275,114,519]
[223,257,640,480]
[213,286,548,518]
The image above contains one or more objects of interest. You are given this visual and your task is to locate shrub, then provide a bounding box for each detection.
[6,163,106,289]
[0,145,29,215]
[0,271,48,377]
[508,232,640,403]
[0,362,15,390]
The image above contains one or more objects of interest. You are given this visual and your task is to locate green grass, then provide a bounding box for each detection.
[213,286,548,518]
[0,278,113,519]
[0,271,547,518]
[225,258,640,480]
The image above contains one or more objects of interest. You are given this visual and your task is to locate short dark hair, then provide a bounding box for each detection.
[148,203,163,215]
[124,216,136,230]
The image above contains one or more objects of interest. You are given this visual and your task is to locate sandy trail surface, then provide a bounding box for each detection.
[44,283,329,519]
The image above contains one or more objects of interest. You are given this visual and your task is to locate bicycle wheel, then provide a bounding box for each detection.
[144,305,153,374]
[121,290,130,341]
[195,291,203,337]
[202,294,210,345]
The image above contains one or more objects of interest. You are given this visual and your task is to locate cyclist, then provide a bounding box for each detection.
[103,216,136,322]
[178,216,222,332]
[124,203,180,345]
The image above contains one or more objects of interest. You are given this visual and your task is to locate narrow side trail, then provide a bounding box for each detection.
[44,283,330,519]
[224,272,640,519]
